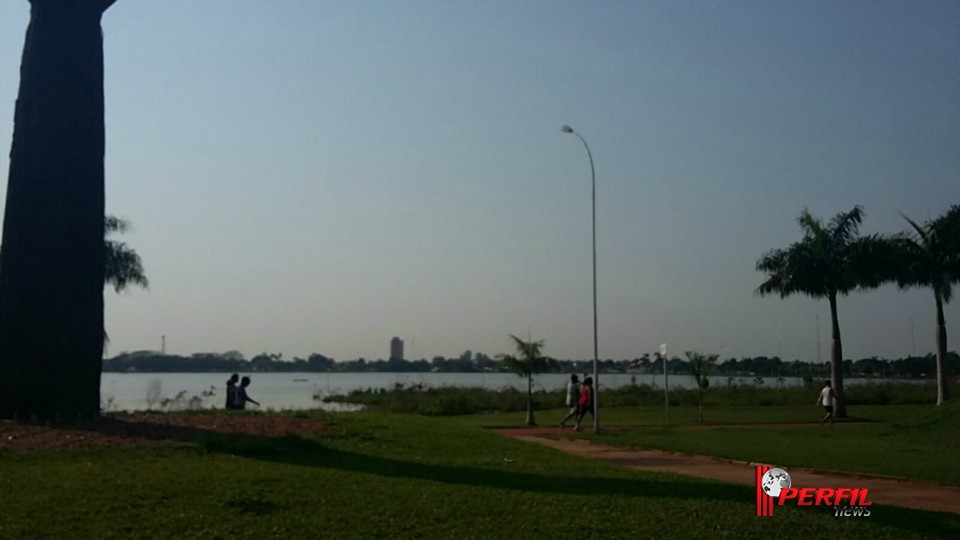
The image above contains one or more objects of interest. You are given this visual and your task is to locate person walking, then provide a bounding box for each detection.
[225,373,239,410]
[560,375,581,427]
[574,377,594,432]
[235,376,260,410]
[817,380,835,424]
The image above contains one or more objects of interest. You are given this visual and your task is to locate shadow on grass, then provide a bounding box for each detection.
[196,433,960,538]
[201,432,746,500]
[51,416,960,538]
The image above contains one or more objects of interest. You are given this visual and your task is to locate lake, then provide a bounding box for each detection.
[99,372,919,412]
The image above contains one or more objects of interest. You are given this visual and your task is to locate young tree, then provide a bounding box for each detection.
[756,206,889,418]
[0,0,119,420]
[889,206,960,405]
[499,334,548,426]
[686,351,718,423]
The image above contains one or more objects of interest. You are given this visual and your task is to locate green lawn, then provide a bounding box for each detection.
[1,410,958,538]
[481,403,960,487]
[466,403,923,428]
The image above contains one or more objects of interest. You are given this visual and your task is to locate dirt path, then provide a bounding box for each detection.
[497,428,960,515]
[0,414,334,451]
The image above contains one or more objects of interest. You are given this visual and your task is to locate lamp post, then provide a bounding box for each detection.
[561,125,599,433]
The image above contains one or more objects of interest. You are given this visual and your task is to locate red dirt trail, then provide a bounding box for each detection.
[497,426,960,515]
[0,413,334,451]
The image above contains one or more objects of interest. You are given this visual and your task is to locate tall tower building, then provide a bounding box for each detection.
[390,337,404,361]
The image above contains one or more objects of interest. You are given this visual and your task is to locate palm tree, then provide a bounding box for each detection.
[686,351,718,423]
[756,206,889,418]
[0,0,119,420]
[889,206,960,405]
[499,335,548,426]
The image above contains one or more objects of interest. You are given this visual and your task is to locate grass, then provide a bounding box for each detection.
[486,403,960,487]
[325,381,943,416]
[1,410,959,538]
[465,403,921,428]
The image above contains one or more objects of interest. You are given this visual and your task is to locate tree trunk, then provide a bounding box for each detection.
[828,293,847,418]
[934,289,950,406]
[525,374,535,426]
[0,1,114,420]
[698,389,704,423]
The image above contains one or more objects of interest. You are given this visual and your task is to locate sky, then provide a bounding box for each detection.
[1,1,958,362]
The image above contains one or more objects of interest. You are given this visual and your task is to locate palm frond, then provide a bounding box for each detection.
[504,335,548,377]
[899,212,929,245]
[105,240,149,293]
[887,206,960,295]
[104,215,129,235]
[755,248,785,273]
[932,204,960,234]
[508,334,544,359]
[931,205,960,279]
[830,205,864,245]
[847,234,904,290]
[500,355,528,376]
[797,209,823,239]
[755,237,831,298]
[758,207,885,300]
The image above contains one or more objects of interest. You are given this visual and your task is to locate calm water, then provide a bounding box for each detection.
[99,372,916,412]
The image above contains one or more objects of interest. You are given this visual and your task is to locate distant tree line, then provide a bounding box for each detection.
[103,349,958,379]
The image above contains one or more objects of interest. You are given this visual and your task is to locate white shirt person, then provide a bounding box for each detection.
[817,381,835,424]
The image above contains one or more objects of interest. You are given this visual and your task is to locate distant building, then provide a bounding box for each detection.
[390,337,404,361]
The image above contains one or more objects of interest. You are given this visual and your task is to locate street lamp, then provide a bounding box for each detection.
[561,124,599,433]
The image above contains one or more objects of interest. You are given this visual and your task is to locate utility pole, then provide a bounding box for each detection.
[661,343,669,427]
[911,317,916,356]
[816,315,821,364]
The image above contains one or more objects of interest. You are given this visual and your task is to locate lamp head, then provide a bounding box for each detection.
[560,125,573,133]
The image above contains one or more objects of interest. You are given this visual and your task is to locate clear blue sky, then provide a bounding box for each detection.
[1,1,958,362]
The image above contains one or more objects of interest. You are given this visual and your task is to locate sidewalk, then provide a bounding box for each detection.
[497,427,960,515]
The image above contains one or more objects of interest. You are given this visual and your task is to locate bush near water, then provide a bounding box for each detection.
[324,381,940,416]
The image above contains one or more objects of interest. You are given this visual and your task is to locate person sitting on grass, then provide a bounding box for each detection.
[817,380,835,424]
[560,374,581,428]
[573,377,594,432]
[235,376,260,410]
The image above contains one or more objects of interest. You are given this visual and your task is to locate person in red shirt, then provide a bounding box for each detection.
[574,377,593,432]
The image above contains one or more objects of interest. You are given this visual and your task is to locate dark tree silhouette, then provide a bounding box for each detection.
[2,214,149,347]
[756,206,889,418]
[1,215,148,292]
[686,351,718,423]
[104,216,148,293]
[890,206,960,406]
[102,215,148,348]
[0,0,118,420]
